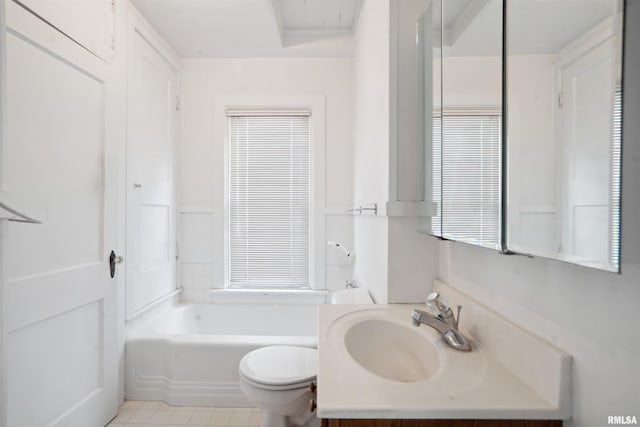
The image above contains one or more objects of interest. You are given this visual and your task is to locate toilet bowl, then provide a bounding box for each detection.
[239,346,318,427]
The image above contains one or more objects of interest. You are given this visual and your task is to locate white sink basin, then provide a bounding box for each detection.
[319,299,572,420]
[326,306,487,391]
[344,319,440,382]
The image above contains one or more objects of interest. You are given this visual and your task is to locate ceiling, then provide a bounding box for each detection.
[506,0,616,55]
[442,0,617,57]
[130,0,616,59]
[130,0,363,58]
[442,0,502,56]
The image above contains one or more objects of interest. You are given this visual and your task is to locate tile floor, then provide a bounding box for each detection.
[107,401,262,427]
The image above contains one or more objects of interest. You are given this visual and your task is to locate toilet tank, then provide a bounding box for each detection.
[330,287,374,304]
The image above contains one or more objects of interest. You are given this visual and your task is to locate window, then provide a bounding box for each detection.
[432,112,502,250]
[610,90,622,267]
[226,111,311,289]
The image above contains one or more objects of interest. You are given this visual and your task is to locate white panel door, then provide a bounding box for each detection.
[559,39,614,265]
[14,0,114,60]
[3,1,119,426]
[126,26,177,318]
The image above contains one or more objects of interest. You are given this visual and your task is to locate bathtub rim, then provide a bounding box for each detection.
[124,301,319,407]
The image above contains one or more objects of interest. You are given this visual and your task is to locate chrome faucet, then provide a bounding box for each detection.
[411,292,471,352]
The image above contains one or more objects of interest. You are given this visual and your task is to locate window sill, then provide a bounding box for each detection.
[208,288,329,304]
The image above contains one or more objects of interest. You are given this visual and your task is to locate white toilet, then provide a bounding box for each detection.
[239,345,318,427]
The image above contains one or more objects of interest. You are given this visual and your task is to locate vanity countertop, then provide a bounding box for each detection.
[316,282,571,420]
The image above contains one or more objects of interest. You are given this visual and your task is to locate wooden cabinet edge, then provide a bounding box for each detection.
[320,418,562,427]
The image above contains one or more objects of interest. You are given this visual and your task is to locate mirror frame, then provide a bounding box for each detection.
[418,0,624,273]
[418,0,504,252]
[502,0,624,272]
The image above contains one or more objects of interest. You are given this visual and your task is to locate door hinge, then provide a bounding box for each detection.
[557,92,564,108]
[110,0,116,51]
[176,244,180,261]
[176,96,181,111]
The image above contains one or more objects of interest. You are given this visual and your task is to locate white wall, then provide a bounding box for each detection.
[178,58,354,301]
[0,0,7,422]
[125,5,180,319]
[177,0,441,305]
[352,0,390,303]
[442,56,502,107]
[0,0,7,420]
[387,216,438,302]
[438,2,640,424]
[352,0,440,304]
[387,0,439,303]
[392,0,426,203]
[507,55,557,256]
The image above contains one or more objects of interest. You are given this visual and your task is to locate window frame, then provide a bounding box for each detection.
[219,95,326,290]
[431,107,503,250]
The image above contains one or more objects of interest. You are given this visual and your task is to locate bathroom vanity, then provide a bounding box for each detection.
[315,282,571,425]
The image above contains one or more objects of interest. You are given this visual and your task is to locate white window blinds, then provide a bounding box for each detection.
[431,116,443,237]
[611,90,622,267]
[227,113,311,288]
[432,113,502,250]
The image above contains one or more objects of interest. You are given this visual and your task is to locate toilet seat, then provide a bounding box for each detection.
[239,346,317,389]
[240,373,314,391]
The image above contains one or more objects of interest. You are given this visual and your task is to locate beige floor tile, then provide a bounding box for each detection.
[228,410,252,426]
[139,401,164,410]
[208,410,233,425]
[120,401,144,409]
[148,410,176,424]
[110,408,136,424]
[156,401,174,410]
[108,401,264,427]
[188,410,214,425]
[167,410,195,425]
[249,411,262,426]
[127,410,155,424]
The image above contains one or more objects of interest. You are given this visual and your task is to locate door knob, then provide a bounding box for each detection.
[109,251,123,278]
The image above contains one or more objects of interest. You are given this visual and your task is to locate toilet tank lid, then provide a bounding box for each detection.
[239,345,317,386]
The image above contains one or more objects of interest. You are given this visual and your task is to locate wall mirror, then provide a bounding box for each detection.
[417,0,442,235]
[505,0,624,272]
[418,0,504,251]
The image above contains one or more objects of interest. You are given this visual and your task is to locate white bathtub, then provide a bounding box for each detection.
[125,303,318,406]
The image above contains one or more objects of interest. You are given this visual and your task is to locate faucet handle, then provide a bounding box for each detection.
[455,305,462,329]
[426,292,449,315]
